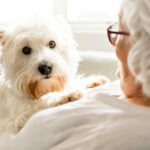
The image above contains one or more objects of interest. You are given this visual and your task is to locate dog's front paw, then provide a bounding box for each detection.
[85,75,110,88]
[66,90,83,102]
[54,90,83,105]
[41,90,83,107]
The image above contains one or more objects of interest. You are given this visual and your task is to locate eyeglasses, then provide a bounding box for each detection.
[107,22,130,46]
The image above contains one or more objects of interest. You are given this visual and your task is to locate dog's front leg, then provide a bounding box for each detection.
[10,90,82,133]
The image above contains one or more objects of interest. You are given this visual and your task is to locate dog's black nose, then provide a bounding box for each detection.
[38,63,53,75]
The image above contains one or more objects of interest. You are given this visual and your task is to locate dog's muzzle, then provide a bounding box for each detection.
[38,62,53,76]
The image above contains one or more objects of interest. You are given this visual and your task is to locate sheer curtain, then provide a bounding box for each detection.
[0,0,53,24]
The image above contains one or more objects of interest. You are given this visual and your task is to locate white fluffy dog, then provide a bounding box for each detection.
[0,18,108,134]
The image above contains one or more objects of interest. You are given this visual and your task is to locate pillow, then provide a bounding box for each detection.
[78,51,118,80]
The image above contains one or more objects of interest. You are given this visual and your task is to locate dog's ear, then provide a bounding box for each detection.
[54,15,78,47]
[55,16,73,37]
[0,31,6,45]
[0,25,10,46]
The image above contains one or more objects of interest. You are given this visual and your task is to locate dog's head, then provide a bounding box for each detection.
[0,18,80,100]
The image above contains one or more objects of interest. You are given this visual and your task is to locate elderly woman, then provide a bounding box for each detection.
[8,0,150,150]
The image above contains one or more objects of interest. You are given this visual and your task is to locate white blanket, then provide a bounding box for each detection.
[1,81,150,150]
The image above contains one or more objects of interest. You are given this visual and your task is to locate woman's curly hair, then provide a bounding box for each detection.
[123,0,150,97]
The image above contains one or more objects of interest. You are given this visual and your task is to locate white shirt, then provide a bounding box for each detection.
[5,81,150,150]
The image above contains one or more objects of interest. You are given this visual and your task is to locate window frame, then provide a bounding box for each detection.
[52,0,114,33]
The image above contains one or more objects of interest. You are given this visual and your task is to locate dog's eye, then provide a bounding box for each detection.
[22,46,32,55]
[48,41,56,49]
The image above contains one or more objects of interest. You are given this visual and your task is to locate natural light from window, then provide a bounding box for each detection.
[0,0,52,24]
[67,0,122,22]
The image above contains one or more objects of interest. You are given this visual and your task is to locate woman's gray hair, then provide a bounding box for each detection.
[123,0,150,97]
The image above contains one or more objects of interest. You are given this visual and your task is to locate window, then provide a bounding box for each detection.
[53,0,122,32]
[0,0,53,24]
[67,0,121,22]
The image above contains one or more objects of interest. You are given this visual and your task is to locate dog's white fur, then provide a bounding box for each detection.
[0,18,109,135]
[0,17,83,134]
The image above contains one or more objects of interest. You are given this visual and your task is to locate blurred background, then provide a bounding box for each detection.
[0,0,122,80]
